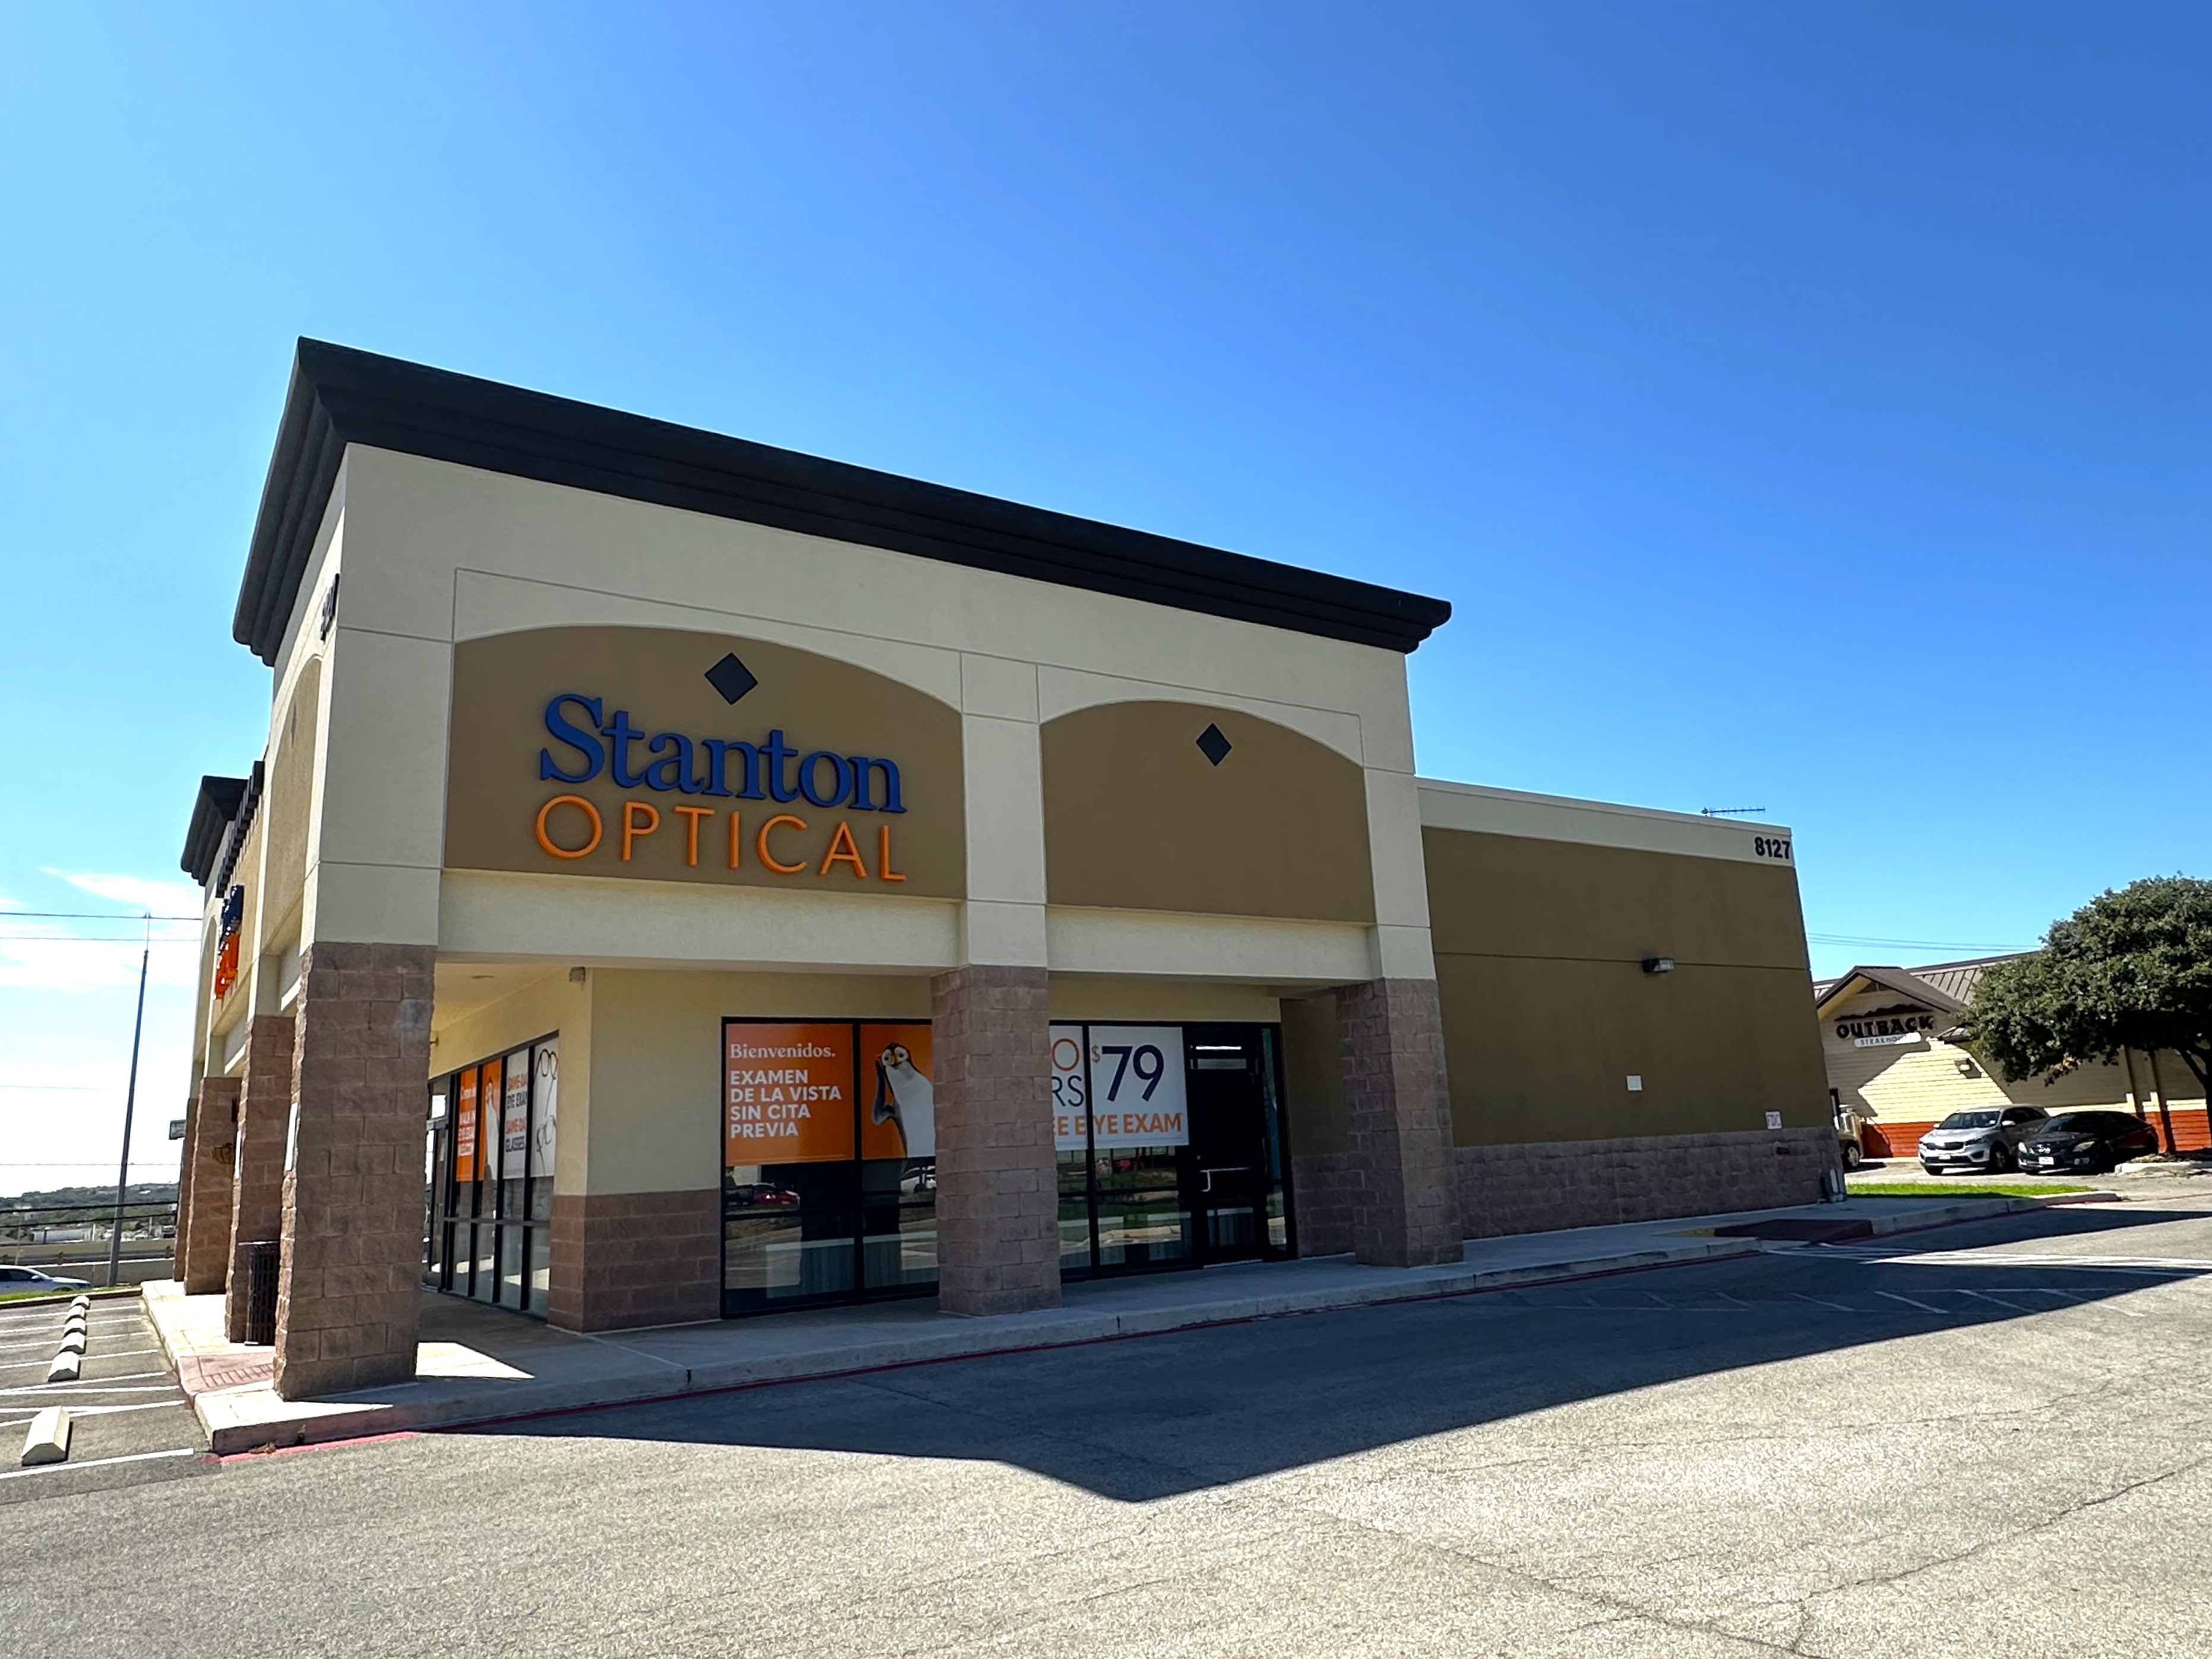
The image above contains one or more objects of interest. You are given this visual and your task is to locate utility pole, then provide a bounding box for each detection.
[106,936,151,1290]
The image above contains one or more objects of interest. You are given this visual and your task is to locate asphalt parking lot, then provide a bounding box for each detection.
[0,1294,207,1506]
[5,1199,2211,1657]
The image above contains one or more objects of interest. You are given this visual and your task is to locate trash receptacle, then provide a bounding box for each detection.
[243,1240,280,1344]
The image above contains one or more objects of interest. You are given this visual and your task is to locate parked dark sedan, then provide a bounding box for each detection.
[2018,1111,2161,1174]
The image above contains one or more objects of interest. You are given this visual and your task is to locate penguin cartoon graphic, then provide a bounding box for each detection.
[871,1041,935,1159]
[530,1041,559,1178]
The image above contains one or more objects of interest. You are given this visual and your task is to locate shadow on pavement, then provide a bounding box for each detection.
[459,1202,2210,1501]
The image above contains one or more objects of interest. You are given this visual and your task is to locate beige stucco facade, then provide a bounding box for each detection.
[176,342,1838,1382]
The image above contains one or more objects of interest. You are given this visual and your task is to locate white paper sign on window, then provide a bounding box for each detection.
[502,1051,532,1180]
[532,1038,559,1180]
[1050,1025,1089,1152]
[1051,1024,1188,1151]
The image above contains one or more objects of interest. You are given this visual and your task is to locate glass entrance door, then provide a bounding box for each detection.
[1057,1020,1295,1281]
[1184,1026,1293,1265]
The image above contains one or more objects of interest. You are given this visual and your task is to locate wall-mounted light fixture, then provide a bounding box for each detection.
[1641,956,1675,975]
[1954,1056,1980,1077]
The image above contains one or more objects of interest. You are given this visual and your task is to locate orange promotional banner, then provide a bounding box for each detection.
[454,1066,479,1183]
[859,1023,933,1161]
[724,1023,854,1165]
[478,1057,503,1178]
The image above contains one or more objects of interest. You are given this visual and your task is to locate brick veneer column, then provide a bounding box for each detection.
[931,965,1059,1316]
[544,1190,721,1331]
[225,1015,295,1341]
[179,1076,239,1293]
[273,943,433,1399]
[1337,978,1463,1268]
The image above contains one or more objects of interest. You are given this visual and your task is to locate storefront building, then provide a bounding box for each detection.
[1816,959,2211,1159]
[176,342,1835,1401]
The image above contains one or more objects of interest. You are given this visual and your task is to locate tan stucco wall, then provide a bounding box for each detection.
[1424,824,1827,1145]
[285,445,1434,985]
[1040,700,1374,923]
[260,657,321,949]
[1279,994,1347,1158]
[1045,976,1281,1023]
[579,969,931,1196]
[431,968,591,1195]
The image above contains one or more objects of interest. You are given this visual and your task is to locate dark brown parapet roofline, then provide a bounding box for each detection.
[232,339,1454,665]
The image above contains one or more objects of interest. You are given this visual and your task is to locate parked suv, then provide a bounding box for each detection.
[1918,1107,2049,1174]
[1834,1104,1868,1170]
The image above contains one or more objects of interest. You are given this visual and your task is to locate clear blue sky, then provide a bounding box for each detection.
[2,4,2205,1189]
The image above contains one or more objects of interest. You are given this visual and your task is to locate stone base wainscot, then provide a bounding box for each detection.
[1296,1127,1838,1251]
[1456,1127,1838,1238]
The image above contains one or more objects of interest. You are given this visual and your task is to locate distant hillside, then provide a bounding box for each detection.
[4,1181,179,1209]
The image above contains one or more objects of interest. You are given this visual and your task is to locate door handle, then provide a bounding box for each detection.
[1199,1165,1251,1194]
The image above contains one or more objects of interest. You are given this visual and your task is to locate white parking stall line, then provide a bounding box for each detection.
[0,1400,187,1430]
[0,1447,197,1483]
[0,1371,170,1396]
[1824,1249,2212,1274]
[2,1384,187,1396]
[1794,1291,1856,1312]
[0,1348,163,1376]
[1958,1288,2037,1313]
[1876,1290,1946,1314]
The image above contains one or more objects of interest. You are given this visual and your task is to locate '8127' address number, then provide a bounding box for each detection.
[1752,835,1792,861]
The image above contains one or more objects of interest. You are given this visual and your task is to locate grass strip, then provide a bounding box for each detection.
[1847,1181,2091,1198]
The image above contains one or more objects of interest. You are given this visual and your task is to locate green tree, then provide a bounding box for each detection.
[1964,877,2212,1151]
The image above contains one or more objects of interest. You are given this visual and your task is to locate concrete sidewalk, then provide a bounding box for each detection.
[148,1192,2049,1454]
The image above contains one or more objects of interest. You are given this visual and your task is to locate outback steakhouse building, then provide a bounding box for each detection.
[176,342,1835,1401]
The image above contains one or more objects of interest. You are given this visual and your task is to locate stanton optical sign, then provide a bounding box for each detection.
[533,693,911,882]
[443,626,965,898]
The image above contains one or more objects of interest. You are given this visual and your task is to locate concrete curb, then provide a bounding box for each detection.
[187,1237,1775,1453]
[173,1194,2057,1456]
[46,1353,80,1384]
[20,1407,70,1467]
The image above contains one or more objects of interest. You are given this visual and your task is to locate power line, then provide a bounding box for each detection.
[0,1085,146,1092]
[0,911,198,921]
[0,933,197,943]
[1807,934,2032,952]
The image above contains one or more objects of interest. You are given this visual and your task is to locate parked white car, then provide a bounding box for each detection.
[1918,1107,2049,1173]
[0,1265,91,1292]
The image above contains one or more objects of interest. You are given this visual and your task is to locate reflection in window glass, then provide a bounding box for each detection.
[722,1019,937,1314]
[499,1223,525,1306]
[1095,1171,1192,1270]
[427,1036,558,1320]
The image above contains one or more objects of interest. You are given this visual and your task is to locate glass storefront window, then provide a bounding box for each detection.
[721,1019,935,1314]
[1054,1022,1294,1281]
[425,1032,559,1319]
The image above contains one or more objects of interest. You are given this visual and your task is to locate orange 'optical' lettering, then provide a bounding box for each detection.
[819,820,868,879]
[757,814,808,874]
[535,795,603,859]
[673,804,713,867]
[621,800,661,861]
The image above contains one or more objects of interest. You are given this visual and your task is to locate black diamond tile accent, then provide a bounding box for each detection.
[704,652,759,704]
[1195,722,1232,767]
